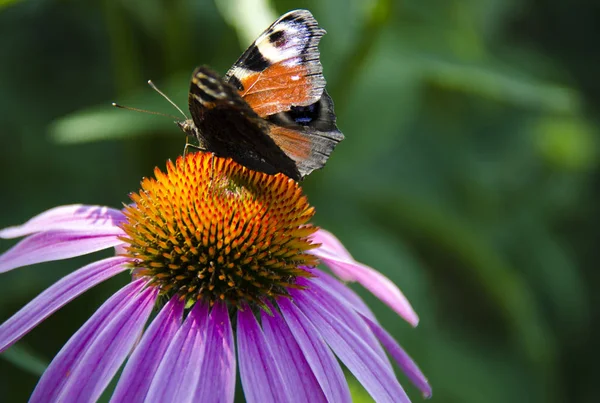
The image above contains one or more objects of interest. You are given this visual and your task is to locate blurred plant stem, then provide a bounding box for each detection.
[101,0,171,177]
[161,0,191,74]
[330,0,392,114]
[102,0,143,96]
[3,345,48,377]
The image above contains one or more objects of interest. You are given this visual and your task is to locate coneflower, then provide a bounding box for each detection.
[0,152,430,402]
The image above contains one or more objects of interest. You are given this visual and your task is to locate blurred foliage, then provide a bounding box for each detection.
[1,0,599,402]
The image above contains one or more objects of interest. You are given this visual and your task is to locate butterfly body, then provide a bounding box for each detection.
[179,10,344,181]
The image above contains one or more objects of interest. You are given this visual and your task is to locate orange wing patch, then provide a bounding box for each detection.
[268,126,312,161]
[239,64,315,117]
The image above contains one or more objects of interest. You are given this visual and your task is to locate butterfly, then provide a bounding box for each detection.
[176,9,344,181]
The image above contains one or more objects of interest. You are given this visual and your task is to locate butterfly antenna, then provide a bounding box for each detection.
[111,103,181,120]
[147,80,188,120]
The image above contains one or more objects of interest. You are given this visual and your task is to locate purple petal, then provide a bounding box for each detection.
[313,270,376,321]
[0,231,124,273]
[30,279,148,402]
[278,298,351,403]
[111,296,185,403]
[292,289,410,403]
[56,285,158,402]
[0,256,130,352]
[192,302,236,403]
[363,315,432,398]
[0,204,126,239]
[145,302,209,403]
[298,277,392,370]
[261,304,328,403]
[312,247,419,327]
[316,271,432,397]
[237,307,291,403]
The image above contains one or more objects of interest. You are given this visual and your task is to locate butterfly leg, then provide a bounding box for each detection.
[183,135,205,159]
[210,152,216,183]
[182,136,208,174]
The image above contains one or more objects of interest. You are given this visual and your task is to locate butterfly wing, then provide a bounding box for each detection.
[188,66,301,180]
[225,9,344,179]
[266,90,343,178]
[225,9,326,117]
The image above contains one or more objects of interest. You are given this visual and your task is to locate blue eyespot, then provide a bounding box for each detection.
[289,102,319,125]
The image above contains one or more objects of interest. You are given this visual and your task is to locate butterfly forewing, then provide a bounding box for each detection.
[225,10,326,117]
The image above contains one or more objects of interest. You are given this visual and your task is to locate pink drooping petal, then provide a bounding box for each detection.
[192,302,236,403]
[311,240,419,326]
[310,229,354,261]
[30,279,148,402]
[0,231,124,273]
[261,305,328,403]
[111,296,185,403]
[363,315,432,398]
[145,303,209,403]
[0,256,130,352]
[292,289,410,403]
[277,298,351,403]
[299,277,392,370]
[237,307,291,403]
[0,204,126,239]
[55,286,158,402]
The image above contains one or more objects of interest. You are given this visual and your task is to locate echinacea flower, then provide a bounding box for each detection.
[0,152,431,402]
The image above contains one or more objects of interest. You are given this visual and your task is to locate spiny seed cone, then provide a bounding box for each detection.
[120,152,320,308]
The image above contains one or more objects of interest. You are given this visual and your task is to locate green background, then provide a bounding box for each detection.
[1,0,598,401]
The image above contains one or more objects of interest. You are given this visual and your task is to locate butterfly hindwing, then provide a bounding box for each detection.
[225,10,326,117]
[267,90,344,177]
